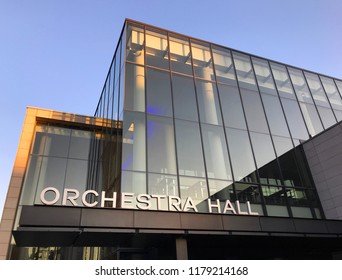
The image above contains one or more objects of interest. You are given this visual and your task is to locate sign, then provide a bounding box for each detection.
[39,187,259,215]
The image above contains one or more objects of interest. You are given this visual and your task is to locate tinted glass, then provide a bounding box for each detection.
[175,120,206,177]
[147,115,177,174]
[169,34,193,75]
[32,125,47,155]
[64,159,88,193]
[146,68,173,117]
[195,80,222,125]
[262,186,286,205]
[124,63,145,112]
[172,74,198,122]
[69,130,91,160]
[234,183,261,204]
[145,27,169,69]
[218,84,246,129]
[43,127,71,157]
[201,124,232,180]
[212,46,237,85]
[191,41,214,81]
[272,135,293,157]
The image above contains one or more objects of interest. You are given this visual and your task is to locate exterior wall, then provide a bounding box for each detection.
[0,107,105,260]
[303,122,342,219]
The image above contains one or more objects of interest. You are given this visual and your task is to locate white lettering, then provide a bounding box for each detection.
[82,190,99,207]
[235,200,248,215]
[101,191,117,208]
[136,194,151,210]
[40,187,60,205]
[247,201,259,215]
[62,188,79,206]
[151,195,166,210]
[183,197,198,212]
[208,199,221,213]
[121,192,134,209]
[168,196,182,211]
[222,200,236,214]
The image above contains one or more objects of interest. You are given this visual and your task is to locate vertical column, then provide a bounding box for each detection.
[176,237,188,260]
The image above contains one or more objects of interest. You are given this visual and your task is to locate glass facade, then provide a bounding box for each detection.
[91,19,342,219]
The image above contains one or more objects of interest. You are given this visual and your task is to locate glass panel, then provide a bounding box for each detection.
[266,205,289,217]
[270,63,296,99]
[34,157,68,205]
[122,111,146,171]
[126,23,144,65]
[272,136,294,157]
[252,57,277,95]
[280,98,309,140]
[43,127,71,158]
[148,173,178,196]
[299,102,323,136]
[191,40,214,81]
[212,46,236,85]
[64,159,88,195]
[20,155,42,205]
[321,77,342,121]
[32,125,47,155]
[217,84,246,129]
[146,68,173,117]
[261,94,290,137]
[234,183,262,204]
[240,88,269,133]
[121,170,146,194]
[201,124,232,180]
[179,176,208,210]
[145,27,169,69]
[195,80,222,125]
[335,80,342,99]
[226,128,257,183]
[172,74,198,122]
[208,179,234,199]
[175,119,206,177]
[147,115,177,174]
[304,72,330,107]
[286,188,316,207]
[288,68,313,103]
[291,207,313,218]
[169,34,192,75]
[278,150,302,187]
[232,52,257,90]
[69,130,91,160]
[262,186,286,205]
[124,63,145,112]
[316,106,336,129]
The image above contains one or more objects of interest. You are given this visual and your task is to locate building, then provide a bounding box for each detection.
[2,19,342,260]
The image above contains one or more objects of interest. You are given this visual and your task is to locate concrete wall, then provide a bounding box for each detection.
[303,122,342,220]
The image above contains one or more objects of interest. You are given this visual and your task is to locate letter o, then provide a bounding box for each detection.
[40,187,60,205]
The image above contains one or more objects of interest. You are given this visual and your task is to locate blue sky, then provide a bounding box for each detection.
[1,0,342,219]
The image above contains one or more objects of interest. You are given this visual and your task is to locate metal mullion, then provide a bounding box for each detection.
[317,74,338,123]
[188,38,211,200]
[143,24,149,195]
[209,44,236,196]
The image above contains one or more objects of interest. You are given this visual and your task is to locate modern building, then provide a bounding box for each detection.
[2,19,342,260]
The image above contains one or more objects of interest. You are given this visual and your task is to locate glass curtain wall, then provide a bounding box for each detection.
[94,20,342,218]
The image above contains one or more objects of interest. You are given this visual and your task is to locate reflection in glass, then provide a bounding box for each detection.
[64,159,88,194]
[122,111,146,171]
[288,68,313,103]
[278,150,302,187]
[252,57,277,95]
[262,186,286,205]
[226,128,257,183]
[147,115,177,174]
[270,63,296,99]
[148,173,178,196]
[146,68,173,117]
[175,120,206,177]
[179,176,208,207]
[208,179,234,199]
[240,89,269,133]
[32,125,47,155]
[201,124,232,180]
[280,98,308,141]
[212,46,237,85]
[145,27,169,69]
[321,77,342,121]
[124,63,145,112]
[126,23,144,65]
[121,170,146,194]
[234,183,261,204]
[191,41,214,81]
[44,127,71,158]
[69,130,91,160]
[172,74,198,122]
[261,94,290,137]
[217,84,246,129]
[299,102,323,136]
[316,105,336,129]
[272,136,293,157]
[233,52,257,90]
[195,80,222,125]
[169,34,192,75]
[304,72,330,107]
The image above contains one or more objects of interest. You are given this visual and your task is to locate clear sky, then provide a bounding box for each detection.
[1,0,342,219]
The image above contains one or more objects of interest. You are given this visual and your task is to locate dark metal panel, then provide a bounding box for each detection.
[326,220,342,234]
[13,227,80,247]
[80,208,134,228]
[134,211,181,229]
[180,213,223,230]
[222,215,261,232]
[260,217,296,232]
[74,231,135,247]
[20,206,82,227]
[293,219,328,233]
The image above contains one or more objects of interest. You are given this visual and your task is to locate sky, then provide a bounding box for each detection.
[0,0,342,219]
